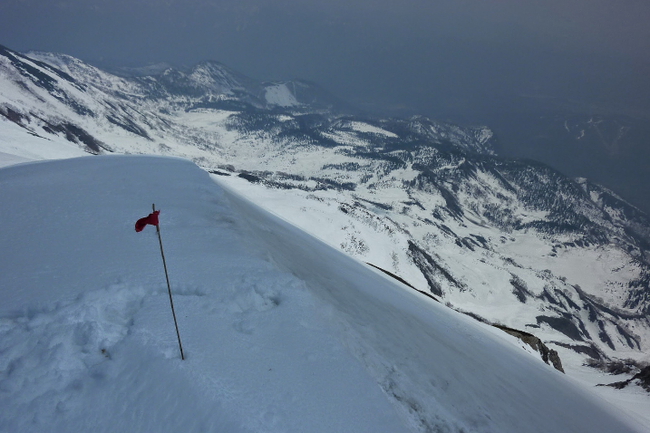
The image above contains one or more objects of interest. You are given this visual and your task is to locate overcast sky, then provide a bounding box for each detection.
[2,0,649,117]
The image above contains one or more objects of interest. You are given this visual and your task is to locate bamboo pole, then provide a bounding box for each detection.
[153,203,185,360]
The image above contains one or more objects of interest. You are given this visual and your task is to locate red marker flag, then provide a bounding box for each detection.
[136,204,185,360]
[135,210,160,232]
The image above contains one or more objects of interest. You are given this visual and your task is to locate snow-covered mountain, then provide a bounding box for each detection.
[1,44,650,423]
[0,155,646,433]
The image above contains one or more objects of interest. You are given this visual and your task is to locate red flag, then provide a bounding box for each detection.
[135,210,160,232]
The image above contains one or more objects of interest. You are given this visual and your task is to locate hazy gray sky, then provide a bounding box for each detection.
[0,0,650,212]
[2,0,649,117]
[2,0,650,210]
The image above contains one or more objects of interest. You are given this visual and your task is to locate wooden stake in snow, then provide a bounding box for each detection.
[135,204,185,360]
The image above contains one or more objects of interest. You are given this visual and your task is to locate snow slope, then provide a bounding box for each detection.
[0,155,645,432]
[0,156,407,433]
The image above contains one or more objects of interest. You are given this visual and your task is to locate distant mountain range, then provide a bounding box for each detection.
[1,44,649,396]
[482,93,650,217]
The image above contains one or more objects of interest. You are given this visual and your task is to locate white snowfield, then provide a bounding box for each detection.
[0,155,645,433]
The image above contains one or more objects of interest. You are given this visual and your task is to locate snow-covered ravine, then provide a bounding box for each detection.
[0,155,645,432]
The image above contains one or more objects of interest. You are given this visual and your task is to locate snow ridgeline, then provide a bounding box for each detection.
[0,155,644,433]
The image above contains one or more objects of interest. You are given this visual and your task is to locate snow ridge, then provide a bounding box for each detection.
[0,155,644,432]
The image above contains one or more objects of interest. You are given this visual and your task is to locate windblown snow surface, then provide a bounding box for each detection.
[0,155,645,433]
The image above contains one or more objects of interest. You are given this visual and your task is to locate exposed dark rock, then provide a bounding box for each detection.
[209,170,231,176]
[592,359,650,393]
[552,342,605,360]
[366,262,439,303]
[238,172,261,183]
[492,324,564,373]
[41,121,105,153]
[0,106,25,124]
[510,274,534,303]
[536,315,585,341]
[106,115,151,139]
[407,240,466,296]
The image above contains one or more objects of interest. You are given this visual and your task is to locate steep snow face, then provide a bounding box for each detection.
[0,155,645,433]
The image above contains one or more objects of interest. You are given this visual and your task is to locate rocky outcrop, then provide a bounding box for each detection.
[492,325,564,373]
